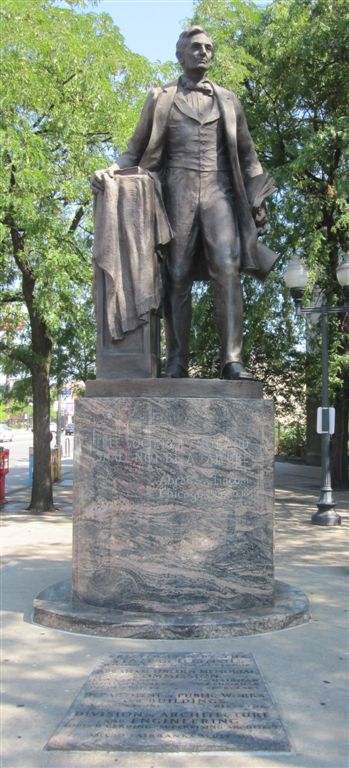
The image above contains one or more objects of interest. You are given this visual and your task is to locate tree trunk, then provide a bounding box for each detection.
[330,286,349,489]
[29,363,55,512]
[9,202,55,511]
[332,393,349,489]
[20,265,55,513]
[305,393,321,466]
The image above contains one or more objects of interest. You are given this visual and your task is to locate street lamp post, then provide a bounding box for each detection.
[284,252,349,526]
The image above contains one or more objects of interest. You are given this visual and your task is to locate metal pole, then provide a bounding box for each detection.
[312,296,341,525]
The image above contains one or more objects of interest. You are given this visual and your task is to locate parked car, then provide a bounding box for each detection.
[65,423,74,435]
[0,423,13,442]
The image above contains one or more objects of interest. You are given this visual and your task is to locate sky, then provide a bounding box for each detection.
[90,1,195,62]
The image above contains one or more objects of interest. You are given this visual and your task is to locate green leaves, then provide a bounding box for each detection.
[193,0,262,94]
[0,0,164,371]
[191,0,348,454]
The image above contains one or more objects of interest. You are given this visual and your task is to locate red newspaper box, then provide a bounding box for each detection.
[0,447,9,503]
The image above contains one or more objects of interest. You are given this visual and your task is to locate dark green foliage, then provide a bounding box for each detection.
[276,421,306,457]
[192,0,348,482]
[0,0,169,509]
[190,284,220,377]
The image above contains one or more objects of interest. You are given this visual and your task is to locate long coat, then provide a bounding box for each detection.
[116,81,278,281]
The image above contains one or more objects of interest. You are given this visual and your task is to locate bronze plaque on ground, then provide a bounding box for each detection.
[47,652,290,752]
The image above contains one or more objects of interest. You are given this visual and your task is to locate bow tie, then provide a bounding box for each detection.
[181,78,213,96]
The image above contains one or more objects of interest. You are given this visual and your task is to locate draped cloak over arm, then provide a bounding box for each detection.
[92,169,172,341]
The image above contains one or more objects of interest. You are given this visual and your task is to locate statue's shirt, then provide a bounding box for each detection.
[165,78,230,172]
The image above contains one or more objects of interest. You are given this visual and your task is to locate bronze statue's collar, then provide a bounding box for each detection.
[179,75,214,96]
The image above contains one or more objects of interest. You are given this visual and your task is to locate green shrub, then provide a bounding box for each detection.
[276,422,306,457]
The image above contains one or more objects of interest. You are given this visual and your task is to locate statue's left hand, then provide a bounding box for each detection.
[91,169,105,194]
[106,163,120,178]
[91,164,120,194]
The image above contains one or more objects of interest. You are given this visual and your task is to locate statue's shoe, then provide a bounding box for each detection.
[222,362,254,380]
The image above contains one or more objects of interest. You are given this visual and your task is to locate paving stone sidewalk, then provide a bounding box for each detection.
[1,460,348,768]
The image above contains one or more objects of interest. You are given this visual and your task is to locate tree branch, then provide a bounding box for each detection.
[0,340,34,371]
[0,293,24,303]
[68,206,85,233]
[33,72,79,131]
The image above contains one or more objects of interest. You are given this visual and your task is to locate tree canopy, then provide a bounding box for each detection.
[0,0,166,510]
[1,0,159,345]
[192,0,349,483]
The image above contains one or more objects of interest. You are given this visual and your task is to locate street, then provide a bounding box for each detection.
[1,428,74,494]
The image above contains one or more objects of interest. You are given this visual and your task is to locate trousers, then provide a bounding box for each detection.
[163,168,243,372]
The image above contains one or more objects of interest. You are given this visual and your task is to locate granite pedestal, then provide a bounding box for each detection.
[73,381,274,616]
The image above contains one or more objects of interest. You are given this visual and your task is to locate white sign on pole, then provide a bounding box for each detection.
[316,407,335,435]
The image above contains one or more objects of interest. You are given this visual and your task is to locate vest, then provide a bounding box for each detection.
[165,92,230,172]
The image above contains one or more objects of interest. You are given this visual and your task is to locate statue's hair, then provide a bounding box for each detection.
[176,25,214,64]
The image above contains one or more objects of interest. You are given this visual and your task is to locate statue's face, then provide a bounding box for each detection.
[181,33,213,76]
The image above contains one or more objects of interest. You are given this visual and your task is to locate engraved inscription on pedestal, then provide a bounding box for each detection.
[73,394,274,612]
[47,652,290,752]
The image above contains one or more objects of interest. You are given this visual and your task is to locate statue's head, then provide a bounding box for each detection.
[176,26,214,76]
